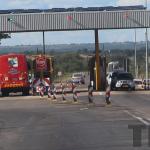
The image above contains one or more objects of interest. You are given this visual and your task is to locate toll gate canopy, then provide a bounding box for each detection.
[0,5,150,33]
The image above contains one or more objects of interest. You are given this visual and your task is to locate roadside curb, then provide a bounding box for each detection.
[93,91,150,96]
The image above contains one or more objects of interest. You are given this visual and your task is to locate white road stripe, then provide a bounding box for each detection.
[80,108,88,111]
[124,110,150,126]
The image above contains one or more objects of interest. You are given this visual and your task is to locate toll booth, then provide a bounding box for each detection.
[109,55,130,72]
[89,56,107,91]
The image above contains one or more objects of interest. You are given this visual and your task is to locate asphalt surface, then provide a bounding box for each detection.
[0,91,150,150]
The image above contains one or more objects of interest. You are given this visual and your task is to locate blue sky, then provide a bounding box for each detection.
[0,0,150,46]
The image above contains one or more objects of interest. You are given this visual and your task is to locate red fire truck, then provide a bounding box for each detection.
[0,53,30,96]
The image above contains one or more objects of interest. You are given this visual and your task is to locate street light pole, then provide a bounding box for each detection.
[134,29,137,78]
[145,0,149,89]
[145,28,148,84]
[43,31,45,55]
[145,0,148,8]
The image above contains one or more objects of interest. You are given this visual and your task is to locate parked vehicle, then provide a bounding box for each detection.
[107,71,135,90]
[0,53,30,96]
[71,73,85,84]
[134,79,144,90]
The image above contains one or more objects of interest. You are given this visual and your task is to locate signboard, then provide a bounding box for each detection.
[36,56,47,71]
[58,71,62,76]
[8,57,19,74]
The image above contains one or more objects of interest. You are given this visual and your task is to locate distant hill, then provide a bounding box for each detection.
[0,41,148,53]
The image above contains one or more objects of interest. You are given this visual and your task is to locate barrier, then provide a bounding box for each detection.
[88,85,94,103]
[73,86,78,102]
[62,85,67,101]
[105,86,111,105]
[37,86,45,97]
[47,86,52,98]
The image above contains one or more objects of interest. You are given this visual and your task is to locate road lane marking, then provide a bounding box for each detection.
[124,110,150,126]
[80,108,88,111]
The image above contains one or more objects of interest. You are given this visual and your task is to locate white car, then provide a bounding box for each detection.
[106,71,135,90]
[72,73,85,84]
[134,79,144,90]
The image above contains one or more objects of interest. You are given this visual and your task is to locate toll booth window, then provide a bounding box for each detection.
[8,57,18,67]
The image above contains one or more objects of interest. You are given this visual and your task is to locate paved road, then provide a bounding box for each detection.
[111,91,150,122]
[0,92,150,150]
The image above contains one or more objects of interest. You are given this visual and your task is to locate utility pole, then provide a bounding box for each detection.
[95,29,101,91]
[145,29,149,86]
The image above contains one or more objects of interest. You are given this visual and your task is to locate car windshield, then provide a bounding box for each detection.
[117,73,133,80]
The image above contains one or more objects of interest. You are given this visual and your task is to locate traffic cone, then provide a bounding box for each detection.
[88,86,94,103]
[52,87,57,100]
[73,87,78,102]
[105,86,111,105]
[47,87,51,98]
[40,87,44,97]
[62,94,66,101]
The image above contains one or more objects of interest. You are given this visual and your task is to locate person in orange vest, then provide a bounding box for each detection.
[105,85,111,105]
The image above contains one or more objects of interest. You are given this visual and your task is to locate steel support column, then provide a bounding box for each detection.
[95,29,101,91]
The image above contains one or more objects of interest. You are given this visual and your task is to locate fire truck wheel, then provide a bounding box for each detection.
[1,90,9,97]
[22,89,29,96]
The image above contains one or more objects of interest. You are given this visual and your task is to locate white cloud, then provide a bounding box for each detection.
[117,0,149,6]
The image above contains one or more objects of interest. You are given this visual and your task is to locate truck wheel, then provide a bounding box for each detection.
[1,91,9,97]
[22,89,29,96]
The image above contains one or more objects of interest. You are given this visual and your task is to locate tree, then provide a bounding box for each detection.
[0,33,11,44]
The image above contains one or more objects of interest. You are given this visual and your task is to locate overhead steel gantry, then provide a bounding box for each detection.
[0,9,150,90]
[0,10,150,32]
